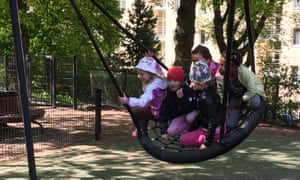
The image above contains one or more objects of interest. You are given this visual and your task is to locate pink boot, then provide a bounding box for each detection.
[131,129,137,138]
[180,127,206,146]
[197,135,206,144]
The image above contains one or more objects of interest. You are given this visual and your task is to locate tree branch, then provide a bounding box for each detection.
[213,1,226,52]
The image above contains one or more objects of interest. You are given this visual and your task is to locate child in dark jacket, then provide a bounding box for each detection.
[182,60,222,149]
[159,66,198,140]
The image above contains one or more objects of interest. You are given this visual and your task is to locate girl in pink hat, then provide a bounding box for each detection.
[119,55,167,137]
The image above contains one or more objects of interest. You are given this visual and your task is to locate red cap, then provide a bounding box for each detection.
[167,66,184,83]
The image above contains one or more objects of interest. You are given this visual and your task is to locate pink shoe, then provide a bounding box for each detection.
[197,135,205,144]
[131,129,137,137]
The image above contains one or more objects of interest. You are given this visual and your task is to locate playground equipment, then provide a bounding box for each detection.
[70,0,266,163]
[9,4,266,179]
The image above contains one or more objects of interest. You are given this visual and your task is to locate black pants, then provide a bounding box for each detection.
[195,88,221,146]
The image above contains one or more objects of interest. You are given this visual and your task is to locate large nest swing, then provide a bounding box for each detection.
[70,0,266,163]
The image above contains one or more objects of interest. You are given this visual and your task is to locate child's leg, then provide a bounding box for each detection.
[167,115,190,136]
[247,94,261,109]
[130,107,153,137]
[180,127,206,146]
[197,89,220,147]
[212,125,226,142]
[186,110,198,123]
[131,107,153,120]
[226,97,242,131]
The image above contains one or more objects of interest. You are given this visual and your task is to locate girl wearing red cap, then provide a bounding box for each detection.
[159,66,198,140]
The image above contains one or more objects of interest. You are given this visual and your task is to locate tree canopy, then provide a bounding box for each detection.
[119,0,161,68]
[174,0,284,71]
[0,0,122,57]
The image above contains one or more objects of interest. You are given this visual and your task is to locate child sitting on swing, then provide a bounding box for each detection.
[180,60,222,149]
[119,54,167,137]
[159,66,198,140]
[218,51,266,131]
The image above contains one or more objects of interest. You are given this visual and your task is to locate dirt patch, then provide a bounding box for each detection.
[256,122,300,139]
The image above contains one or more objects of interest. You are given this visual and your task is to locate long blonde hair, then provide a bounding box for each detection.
[139,70,156,90]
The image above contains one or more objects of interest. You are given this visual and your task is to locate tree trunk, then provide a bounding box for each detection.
[174,0,197,73]
[212,1,277,67]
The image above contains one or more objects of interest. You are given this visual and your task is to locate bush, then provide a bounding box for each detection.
[260,58,300,125]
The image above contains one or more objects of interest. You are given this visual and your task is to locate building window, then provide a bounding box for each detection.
[160,42,165,60]
[167,0,174,9]
[291,66,299,83]
[274,51,280,61]
[168,0,180,11]
[174,0,180,10]
[295,0,300,8]
[200,30,205,44]
[155,11,165,40]
[120,0,126,11]
[293,29,300,45]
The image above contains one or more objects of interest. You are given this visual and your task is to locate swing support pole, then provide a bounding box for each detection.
[244,0,256,73]
[220,0,235,140]
[9,1,37,179]
[220,0,255,139]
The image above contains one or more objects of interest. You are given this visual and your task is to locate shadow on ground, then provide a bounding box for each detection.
[0,109,299,179]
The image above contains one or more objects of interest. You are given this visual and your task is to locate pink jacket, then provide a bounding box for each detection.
[128,77,167,119]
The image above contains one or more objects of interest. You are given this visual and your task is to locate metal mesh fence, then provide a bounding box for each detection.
[0,56,96,161]
[0,55,142,161]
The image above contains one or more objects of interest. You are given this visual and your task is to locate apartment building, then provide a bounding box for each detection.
[152,0,180,67]
[281,0,300,71]
[120,0,300,72]
[281,0,300,102]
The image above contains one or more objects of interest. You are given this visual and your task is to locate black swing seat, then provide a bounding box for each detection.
[135,99,266,164]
